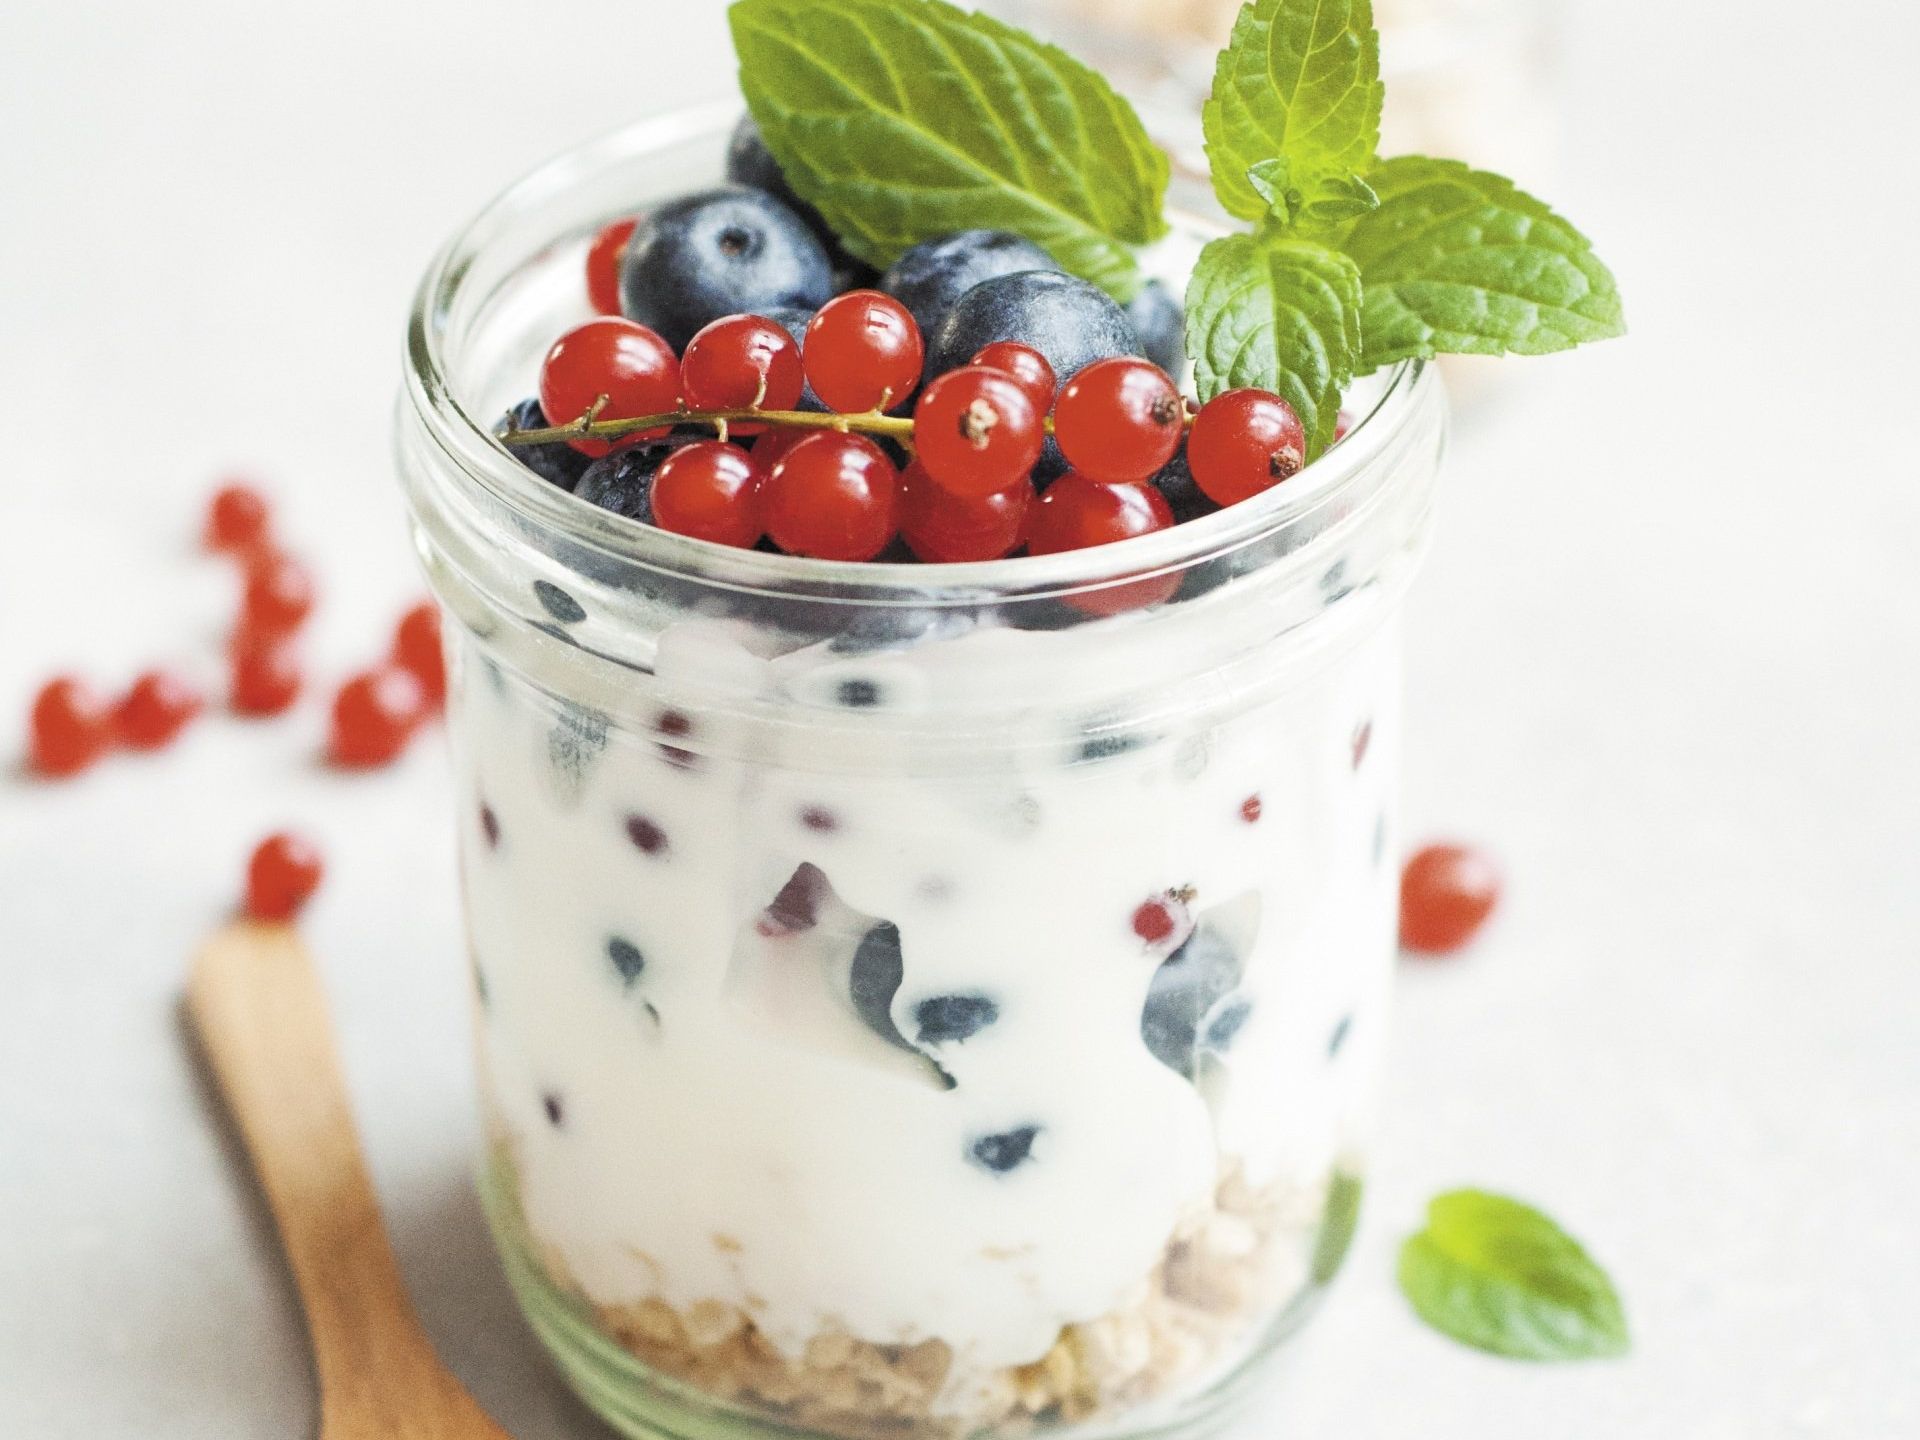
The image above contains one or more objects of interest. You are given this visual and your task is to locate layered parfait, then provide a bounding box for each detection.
[399,1,1620,1437]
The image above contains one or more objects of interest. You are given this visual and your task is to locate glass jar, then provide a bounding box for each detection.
[397,105,1445,1440]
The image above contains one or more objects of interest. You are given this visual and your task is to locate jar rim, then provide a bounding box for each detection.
[403,102,1435,606]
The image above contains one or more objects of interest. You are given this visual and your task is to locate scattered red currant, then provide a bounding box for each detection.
[759,431,899,561]
[240,550,316,636]
[913,366,1043,499]
[681,314,804,429]
[971,341,1057,415]
[230,636,302,716]
[1187,389,1307,505]
[391,601,446,710]
[803,291,923,413]
[538,317,681,457]
[328,666,427,769]
[1400,843,1501,955]
[1240,794,1263,823]
[585,217,637,316]
[1051,357,1184,483]
[898,460,1030,563]
[246,832,325,923]
[115,670,205,750]
[204,482,271,553]
[29,676,114,777]
[651,440,764,550]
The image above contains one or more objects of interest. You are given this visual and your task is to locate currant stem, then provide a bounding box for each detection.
[501,406,918,449]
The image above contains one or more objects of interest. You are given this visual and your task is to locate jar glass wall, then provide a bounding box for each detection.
[397,107,1445,1440]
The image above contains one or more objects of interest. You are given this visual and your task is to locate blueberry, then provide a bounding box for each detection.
[473,957,490,1011]
[493,397,590,492]
[547,706,608,804]
[1140,924,1244,1078]
[969,1125,1041,1174]
[836,677,883,708]
[725,116,870,285]
[913,994,998,1045]
[1203,995,1253,1051]
[574,445,670,524]
[849,922,914,1051]
[761,305,828,412]
[542,1092,565,1127]
[881,231,1060,364]
[925,271,1139,386]
[607,936,646,987]
[620,187,833,351]
[532,580,586,625]
[1126,279,1186,376]
[1328,1014,1353,1059]
[1075,730,1148,764]
[1151,440,1220,526]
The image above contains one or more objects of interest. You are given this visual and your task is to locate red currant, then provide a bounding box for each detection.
[328,666,427,768]
[1400,843,1501,955]
[1025,473,1180,614]
[752,425,811,475]
[230,636,302,716]
[116,670,205,750]
[759,431,899,561]
[538,317,681,457]
[898,460,1030,563]
[585,217,637,316]
[29,676,114,777]
[1335,409,1353,442]
[1026,472,1174,555]
[1130,894,1192,947]
[803,291,923,413]
[1187,389,1307,506]
[970,341,1057,415]
[391,601,446,709]
[681,314,804,431]
[1240,794,1262,823]
[204,482,271,553]
[240,550,316,636]
[245,832,325,922]
[1052,357,1184,483]
[651,440,763,550]
[913,366,1042,499]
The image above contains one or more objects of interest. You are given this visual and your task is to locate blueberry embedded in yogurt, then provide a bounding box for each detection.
[848,921,913,1051]
[1140,922,1246,1078]
[912,993,999,1046]
[968,1124,1043,1174]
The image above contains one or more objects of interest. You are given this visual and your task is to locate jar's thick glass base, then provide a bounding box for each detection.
[479,1155,1359,1440]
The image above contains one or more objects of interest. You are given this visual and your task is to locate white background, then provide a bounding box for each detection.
[2,0,1916,1435]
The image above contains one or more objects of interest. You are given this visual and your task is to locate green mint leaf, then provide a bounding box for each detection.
[1341,156,1626,371]
[1246,158,1302,225]
[1204,0,1383,222]
[1184,230,1360,456]
[1302,169,1378,223]
[1398,1190,1629,1361]
[729,0,1168,300]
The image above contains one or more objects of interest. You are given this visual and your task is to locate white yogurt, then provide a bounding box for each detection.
[455,595,1399,1415]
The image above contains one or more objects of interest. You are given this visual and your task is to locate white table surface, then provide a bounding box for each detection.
[3,1,1916,1435]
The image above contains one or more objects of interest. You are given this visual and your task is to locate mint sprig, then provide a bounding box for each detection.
[1399,1190,1630,1361]
[1189,0,1624,454]
[729,0,1168,300]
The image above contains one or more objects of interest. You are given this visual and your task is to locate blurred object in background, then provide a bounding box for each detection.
[989,0,1563,405]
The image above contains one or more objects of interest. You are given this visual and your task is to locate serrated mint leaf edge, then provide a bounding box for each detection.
[729,0,1166,300]
[1204,0,1385,222]
[1397,1189,1630,1362]
[1184,230,1361,457]
[1340,155,1626,373]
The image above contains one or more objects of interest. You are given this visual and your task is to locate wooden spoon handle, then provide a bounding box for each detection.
[187,921,443,1406]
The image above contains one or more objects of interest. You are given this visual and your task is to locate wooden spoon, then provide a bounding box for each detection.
[188,920,514,1440]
